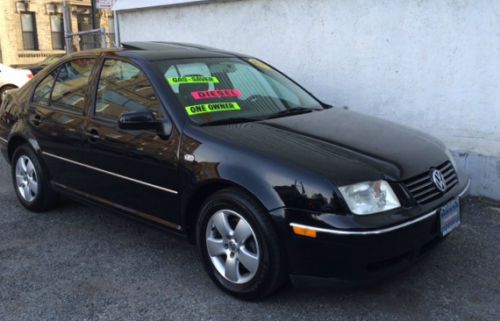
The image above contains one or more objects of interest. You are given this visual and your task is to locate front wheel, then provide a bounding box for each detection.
[197,188,286,300]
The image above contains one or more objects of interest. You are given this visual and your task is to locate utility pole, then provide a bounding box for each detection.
[91,0,97,29]
[62,0,73,53]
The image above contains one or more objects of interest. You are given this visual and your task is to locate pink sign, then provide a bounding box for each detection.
[191,89,242,100]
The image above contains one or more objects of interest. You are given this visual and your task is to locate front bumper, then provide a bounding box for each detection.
[272,179,470,285]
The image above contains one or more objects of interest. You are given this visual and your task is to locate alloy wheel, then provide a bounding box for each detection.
[205,209,260,284]
[15,155,38,203]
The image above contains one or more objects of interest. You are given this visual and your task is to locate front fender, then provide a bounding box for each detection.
[179,133,340,215]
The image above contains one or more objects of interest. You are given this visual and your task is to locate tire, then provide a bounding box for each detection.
[196,188,287,300]
[11,144,59,212]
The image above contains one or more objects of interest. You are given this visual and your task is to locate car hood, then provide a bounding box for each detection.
[196,108,449,185]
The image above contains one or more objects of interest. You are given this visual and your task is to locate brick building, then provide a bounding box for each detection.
[0,0,114,66]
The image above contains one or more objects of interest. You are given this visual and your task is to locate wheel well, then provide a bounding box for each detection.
[184,181,266,244]
[1,84,18,91]
[7,136,28,163]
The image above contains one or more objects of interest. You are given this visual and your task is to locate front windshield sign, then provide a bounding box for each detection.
[186,102,241,116]
[156,57,323,125]
[167,76,220,86]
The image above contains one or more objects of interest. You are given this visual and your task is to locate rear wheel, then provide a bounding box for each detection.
[197,188,286,300]
[11,144,58,212]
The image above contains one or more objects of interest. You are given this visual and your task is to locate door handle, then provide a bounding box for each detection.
[85,128,101,143]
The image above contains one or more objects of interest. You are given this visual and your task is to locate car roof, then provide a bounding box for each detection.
[121,42,248,60]
[63,42,248,61]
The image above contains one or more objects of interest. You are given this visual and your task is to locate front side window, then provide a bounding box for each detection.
[21,12,38,50]
[51,58,95,113]
[94,59,162,121]
[154,57,323,125]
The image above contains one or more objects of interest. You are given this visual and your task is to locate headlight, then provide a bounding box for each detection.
[339,180,401,215]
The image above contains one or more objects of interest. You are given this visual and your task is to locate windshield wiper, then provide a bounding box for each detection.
[200,117,261,126]
[265,107,319,120]
[200,107,322,126]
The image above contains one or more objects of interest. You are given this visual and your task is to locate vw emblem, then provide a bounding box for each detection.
[431,169,447,192]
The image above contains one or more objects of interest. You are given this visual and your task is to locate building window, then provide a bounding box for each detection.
[50,14,64,50]
[21,12,38,50]
[77,13,93,50]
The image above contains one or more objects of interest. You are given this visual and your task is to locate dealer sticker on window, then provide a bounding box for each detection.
[191,89,242,100]
[167,76,220,86]
[185,102,241,116]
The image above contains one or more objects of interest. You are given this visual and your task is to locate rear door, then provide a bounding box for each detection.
[80,57,181,227]
[29,58,96,188]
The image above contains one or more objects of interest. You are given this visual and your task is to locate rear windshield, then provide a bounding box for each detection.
[152,57,323,125]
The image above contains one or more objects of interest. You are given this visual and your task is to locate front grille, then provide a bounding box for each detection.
[403,161,458,204]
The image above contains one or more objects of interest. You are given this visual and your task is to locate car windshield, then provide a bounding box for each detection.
[153,57,323,125]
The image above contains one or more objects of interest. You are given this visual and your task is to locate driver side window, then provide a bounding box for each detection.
[94,59,162,121]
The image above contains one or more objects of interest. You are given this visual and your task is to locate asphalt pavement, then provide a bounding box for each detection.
[0,156,499,321]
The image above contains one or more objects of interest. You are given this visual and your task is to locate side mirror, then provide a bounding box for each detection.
[118,110,165,132]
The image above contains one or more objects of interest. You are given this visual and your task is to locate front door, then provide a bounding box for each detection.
[81,58,181,227]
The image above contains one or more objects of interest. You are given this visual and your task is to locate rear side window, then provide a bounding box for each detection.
[33,71,57,106]
[94,59,162,121]
[50,58,95,113]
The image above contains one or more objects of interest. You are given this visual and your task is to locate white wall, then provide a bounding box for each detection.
[117,0,500,200]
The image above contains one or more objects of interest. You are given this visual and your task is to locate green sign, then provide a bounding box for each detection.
[185,102,241,116]
[168,76,220,86]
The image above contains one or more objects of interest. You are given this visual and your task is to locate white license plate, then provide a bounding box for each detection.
[439,198,461,236]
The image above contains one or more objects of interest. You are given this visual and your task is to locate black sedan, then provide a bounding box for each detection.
[0,42,469,299]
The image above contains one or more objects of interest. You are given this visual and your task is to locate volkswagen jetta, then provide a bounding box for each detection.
[0,42,469,299]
